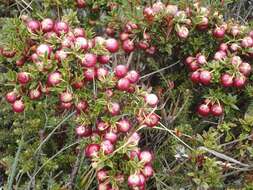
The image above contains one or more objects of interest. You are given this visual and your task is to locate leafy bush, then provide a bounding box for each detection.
[1,0,253,189]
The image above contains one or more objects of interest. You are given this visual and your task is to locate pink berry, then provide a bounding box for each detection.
[114,65,128,78]
[60,91,73,103]
[105,38,119,53]
[83,68,97,81]
[41,18,54,33]
[5,91,17,103]
[190,71,200,83]
[145,94,159,107]
[122,39,135,53]
[97,169,108,182]
[210,104,223,116]
[239,62,251,76]
[75,125,92,137]
[98,55,110,64]
[85,144,100,158]
[47,72,62,86]
[233,75,246,88]
[36,44,52,57]
[117,119,132,133]
[97,67,109,81]
[17,72,30,85]
[54,21,69,35]
[81,53,97,67]
[126,70,140,83]
[139,151,153,164]
[220,73,233,87]
[101,140,114,155]
[104,131,118,144]
[117,78,130,91]
[29,89,42,100]
[199,70,212,85]
[73,27,85,37]
[12,100,25,113]
[144,113,160,127]
[108,102,120,116]
[197,104,210,116]
[142,164,154,178]
[27,20,41,33]
[75,100,88,113]
[75,37,88,51]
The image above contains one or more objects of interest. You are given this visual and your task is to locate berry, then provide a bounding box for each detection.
[190,71,200,83]
[75,100,88,113]
[76,0,86,8]
[239,62,252,76]
[98,55,110,64]
[60,91,73,103]
[105,38,119,53]
[220,73,233,87]
[199,70,212,85]
[108,102,120,116]
[17,72,30,85]
[12,100,25,113]
[104,131,118,144]
[145,94,159,107]
[83,68,97,81]
[233,75,246,88]
[101,140,114,155]
[73,27,85,37]
[85,144,100,158]
[36,44,52,57]
[27,20,41,33]
[75,37,88,51]
[97,169,108,182]
[142,164,154,178]
[144,113,160,127]
[210,104,223,116]
[75,125,92,137]
[122,39,135,53]
[97,121,109,131]
[81,53,97,67]
[41,18,54,33]
[117,119,132,133]
[177,26,189,39]
[47,72,62,86]
[128,174,141,187]
[54,21,69,35]
[55,49,68,62]
[29,89,42,100]
[139,151,153,164]
[114,65,128,78]
[126,70,140,83]
[97,67,109,81]
[197,104,210,116]
[5,91,17,103]
[117,78,130,91]
[213,27,225,38]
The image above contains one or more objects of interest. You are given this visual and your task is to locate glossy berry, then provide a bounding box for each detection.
[197,104,210,116]
[27,20,41,33]
[213,27,225,38]
[126,70,140,83]
[75,125,92,137]
[41,18,54,33]
[104,131,118,144]
[29,89,42,100]
[139,151,153,164]
[144,113,160,127]
[100,140,114,155]
[117,119,132,133]
[17,72,30,85]
[239,62,251,76]
[117,78,130,91]
[83,68,97,81]
[85,144,100,158]
[98,55,110,64]
[105,38,119,53]
[81,53,97,67]
[47,72,62,86]
[75,37,88,51]
[233,75,246,88]
[128,174,141,187]
[190,71,200,83]
[97,169,108,182]
[108,102,120,116]
[12,100,25,113]
[5,91,17,103]
[54,21,69,35]
[97,121,109,131]
[114,65,128,78]
[210,104,223,116]
[75,100,88,113]
[60,91,73,103]
[199,70,212,85]
[73,27,85,37]
[36,44,52,57]
[142,164,154,178]
[122,39,135,53]
[145,93,159,107]
[220,73,233,87]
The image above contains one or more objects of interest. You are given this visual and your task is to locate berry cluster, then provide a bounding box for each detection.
[2,17,160,190]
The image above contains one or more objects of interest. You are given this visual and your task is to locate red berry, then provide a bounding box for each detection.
[139,151,153,164]
[75,100,88,113]
[142,164,154,178]
[81,53,97,67]
[219,43,228,52]
[190,71,200,83]
[41,18,54,33]
[47,72,62,86]
[29,89,42,100]
[117,119,132,133]
[196,55,206,65]
[12,100,25,113]
[126,70,140,83]
[144,113,160,127]
[54,21,69,35]
[199,70,212,85]
[220,73,233,87]
[5,91,17,103]
[128,132,141,145]
[108,102,120,116]
[128,174,141,187]
[76,0,86,8]
[85,144,100,158]
[73,27,85,37]
[119,32,129,41]
[97,67,109,81]
[214,51,226,60]
[122,39,135,53]
[117,78,130,91]
[197,17,209,30]
[36,44,52,57]
[97,169,108,182]
[185,56,194,65]
[104,131,118,144]
[83,68,97,81]
[27,20,41,33]
[239,62,251,76]
[17,72,30,85]
[101,140,114,155]
[97,121,109,131]
[233,75,246,88]
[210,104,223,116]
[72,80,85,89]
[60,91,73,103]
[98,55,110,64]
[75,125,92,137]
[145,94,159,107]
[241,36,253,48]
[75,37,88,51]
[188,61,200,71]
[114,65,128,78]
[105,38,119,53]
[55,49,68,62]
[213,27,225,38]
[197,104,210,116]
[60,102,72,110]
